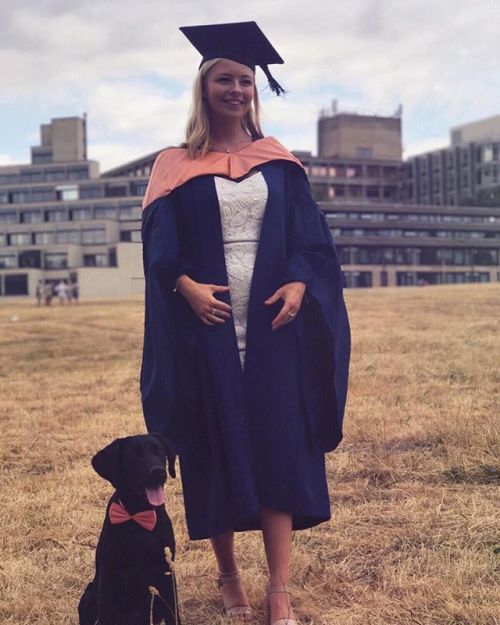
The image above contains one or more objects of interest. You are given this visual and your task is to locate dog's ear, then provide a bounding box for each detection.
[151,433,177,479]
[91,438,124,487]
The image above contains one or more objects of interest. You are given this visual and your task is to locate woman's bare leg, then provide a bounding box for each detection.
[211,530,238,573]
[210,530,252,620]
[261,506,296,622]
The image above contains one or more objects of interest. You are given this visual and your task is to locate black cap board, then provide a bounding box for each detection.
[179,21,286,96]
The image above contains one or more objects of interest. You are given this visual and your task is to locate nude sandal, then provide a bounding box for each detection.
[266,583,298,625]
[216,570,253,621]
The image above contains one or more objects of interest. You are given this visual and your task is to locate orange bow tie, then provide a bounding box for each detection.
[109,502,157,531]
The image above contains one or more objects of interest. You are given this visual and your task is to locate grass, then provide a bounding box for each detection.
[0,283,499,624]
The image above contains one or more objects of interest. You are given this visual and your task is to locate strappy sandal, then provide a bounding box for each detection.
[266,583,298,625]
[216,570,253,621]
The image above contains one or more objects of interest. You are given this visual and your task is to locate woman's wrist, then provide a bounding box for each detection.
[286,280,306,293]
[174,274,194,296]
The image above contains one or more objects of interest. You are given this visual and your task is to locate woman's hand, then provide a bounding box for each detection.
[176,275,232,326]
[264,281,306,331]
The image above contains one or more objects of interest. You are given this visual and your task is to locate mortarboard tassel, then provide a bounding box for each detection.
[261,65,287,96]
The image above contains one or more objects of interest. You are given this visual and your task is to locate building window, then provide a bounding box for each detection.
[67,168,88,180]
[46,209,67,222]
[383,186,397,199]
[311,166,328,177]
[119,203,141,218]
[82,229,106,244]
[44,170,66,182]
[34,232,56,245]
[0,211,17,223]
[32,153,52,164]
[95,207,117,219]
[31,189,54,202]
[109,248,117,267]
[21,211,43,223]
[45,253,68,269]
[473,249,497,265]
[379,229,403,237]
[57,230,80,244]
[105,185,127,197]
[71,207,92,220]
[56,185,79,201]
[346,166,361,178]
[131,182,148,196]
[5,274,28,295]
[0,174,19,184]
[484,146,493,162]
[20,171,43,183]
[356,147,373,159]
[80,186,103,199]
[343,271,372,288]
[19,250,42,268]
[83,254,108,267]
[10,190,31,203]
[9,233,32,245]
[0,255,16,268]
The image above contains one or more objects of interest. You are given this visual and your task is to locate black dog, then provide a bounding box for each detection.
[78,434,180,625]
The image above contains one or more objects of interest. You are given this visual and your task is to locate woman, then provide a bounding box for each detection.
[140,21,351,625]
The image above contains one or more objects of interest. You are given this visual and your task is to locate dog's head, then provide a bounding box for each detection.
[91,433,176,506]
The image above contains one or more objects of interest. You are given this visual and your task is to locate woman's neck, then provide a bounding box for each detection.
[209,116,252,147]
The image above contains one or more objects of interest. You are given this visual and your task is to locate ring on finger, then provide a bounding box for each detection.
[288,311,296,319]
[211,307,217,316]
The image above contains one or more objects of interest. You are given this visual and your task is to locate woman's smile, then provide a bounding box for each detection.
[204,58,255,120]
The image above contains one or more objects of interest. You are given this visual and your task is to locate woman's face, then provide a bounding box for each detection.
[203,58,255,121]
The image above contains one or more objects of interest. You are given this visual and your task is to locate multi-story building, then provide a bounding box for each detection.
[317,99,403,161]
[404,114,500,207]
[325,202,500,287]
[1,114,499,297]
[107,102,405,205]
[0,117,147,298]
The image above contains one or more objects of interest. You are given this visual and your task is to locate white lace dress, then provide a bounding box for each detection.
[214,172,268,368]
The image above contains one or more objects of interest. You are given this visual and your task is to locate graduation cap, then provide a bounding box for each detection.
[179,21,286,96]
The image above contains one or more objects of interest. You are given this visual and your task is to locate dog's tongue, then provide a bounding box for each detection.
[146,485,165,506]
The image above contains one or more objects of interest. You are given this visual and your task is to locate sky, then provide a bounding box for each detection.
[1,0,499,171]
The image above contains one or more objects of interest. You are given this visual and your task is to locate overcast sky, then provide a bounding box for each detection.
[1,0,499,171]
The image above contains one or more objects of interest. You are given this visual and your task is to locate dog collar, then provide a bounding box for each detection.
[109,501,157,531]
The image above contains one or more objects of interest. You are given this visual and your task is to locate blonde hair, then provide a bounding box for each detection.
[184,58,264,159]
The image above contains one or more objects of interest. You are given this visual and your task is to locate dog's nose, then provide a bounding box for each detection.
[149,467,167,483]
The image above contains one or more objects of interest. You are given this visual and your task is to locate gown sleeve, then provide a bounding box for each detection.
[140,192,192,440]
[281,164,351,453]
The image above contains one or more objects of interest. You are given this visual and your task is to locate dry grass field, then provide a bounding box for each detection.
[1,284,499,625]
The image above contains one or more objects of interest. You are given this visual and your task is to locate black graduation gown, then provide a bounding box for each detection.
[141,159,351,540]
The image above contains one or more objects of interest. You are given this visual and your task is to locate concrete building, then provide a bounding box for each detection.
[451,115,500,146]
[324,201,500,287]
[317,99,403,161]
[104,109,500,289]
[405,114,500,207]
[1,114,499,297]
[0,117,146,298]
